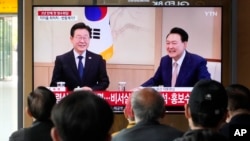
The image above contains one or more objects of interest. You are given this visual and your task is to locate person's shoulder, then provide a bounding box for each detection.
[56,50,73,58]
[86,50,104,60]
[160,55,172,63]
[173,136,186,141]
[186,51,204,58]
[86,50,101,57]
[159,124,184,135]
[161,55,171,59]
[112,128,131,141]
[176,129,228,141]
[230,113,250,124]
[112,130,121,137]
[220,122,230,130]
[9,128,26,141]
[202,130,228,141]
[32,120,54,129]
[219,123,230,138]
[186,51,206,61]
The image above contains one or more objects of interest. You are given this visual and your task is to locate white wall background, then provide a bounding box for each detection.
[33,7,222,64]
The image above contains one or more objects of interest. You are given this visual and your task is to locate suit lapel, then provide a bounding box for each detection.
[83,51,93,80]
[176,52,190,86]
[166,57,172,86]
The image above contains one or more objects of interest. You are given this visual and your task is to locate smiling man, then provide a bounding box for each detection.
[141,27,211,87]
[50,22,110,91]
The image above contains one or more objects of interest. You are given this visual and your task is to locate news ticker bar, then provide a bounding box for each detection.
[48,87,192,107]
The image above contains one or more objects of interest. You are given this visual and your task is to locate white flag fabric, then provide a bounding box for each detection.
[83,7,114,60]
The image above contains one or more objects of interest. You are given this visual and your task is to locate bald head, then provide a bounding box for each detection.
[131,88,165,122]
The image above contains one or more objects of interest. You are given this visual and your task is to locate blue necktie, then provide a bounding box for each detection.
[78,56,84,79]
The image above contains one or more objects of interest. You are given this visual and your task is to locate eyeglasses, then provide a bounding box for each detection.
[74,36,90,41]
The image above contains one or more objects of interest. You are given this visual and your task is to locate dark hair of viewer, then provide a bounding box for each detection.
[51,90,114,141]
[226,84,250,111]
[27,86,56,121]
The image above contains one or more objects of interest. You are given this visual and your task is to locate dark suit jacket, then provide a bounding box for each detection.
[141,51,211,87]
[219,114,250,139]
[9,120,53,141]
[112,120,183,141]
[50,50,109,91]
[174,129,228,141]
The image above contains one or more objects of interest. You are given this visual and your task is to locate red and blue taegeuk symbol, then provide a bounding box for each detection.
[84,7,107,21]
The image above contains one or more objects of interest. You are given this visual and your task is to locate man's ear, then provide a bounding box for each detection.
[131,109,135,118]
[123,109,128,119]
[51,127,60,141]
[223,109,229,123]
[184,104,191,119]
[226,109,231,123]
[25,107,32,118]
[131,109,139,120]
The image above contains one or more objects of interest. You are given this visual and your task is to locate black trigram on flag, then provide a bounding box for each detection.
[91,28,101,39]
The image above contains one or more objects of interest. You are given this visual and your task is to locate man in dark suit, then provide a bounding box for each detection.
[50,22,109,91]
[219,84,250,140]
[112,87,183,141]
[9,86,56,141]
[141,27,210,87]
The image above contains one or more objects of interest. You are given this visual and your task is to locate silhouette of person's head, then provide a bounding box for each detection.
[50,90,114,141]
[131,87,165,122]
[27,86,56,121]
[186,79,228,129]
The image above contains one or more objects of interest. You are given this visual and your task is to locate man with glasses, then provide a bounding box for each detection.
[50,22,109,91]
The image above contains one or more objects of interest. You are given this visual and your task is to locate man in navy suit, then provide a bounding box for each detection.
[141,27,211,87]
[50,22,109,91]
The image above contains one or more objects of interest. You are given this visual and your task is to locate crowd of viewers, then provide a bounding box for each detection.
[9,79,250,141]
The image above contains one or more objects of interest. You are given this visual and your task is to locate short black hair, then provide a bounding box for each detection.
[70,22,92,37]
[189,79,228,128]
[51,90,114,141]
[226,84,250,111]
[166,27,189,42]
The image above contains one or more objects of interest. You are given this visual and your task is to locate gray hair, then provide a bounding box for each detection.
[131,88,165,121]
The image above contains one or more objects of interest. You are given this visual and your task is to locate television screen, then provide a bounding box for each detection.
[33,6,222,112]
